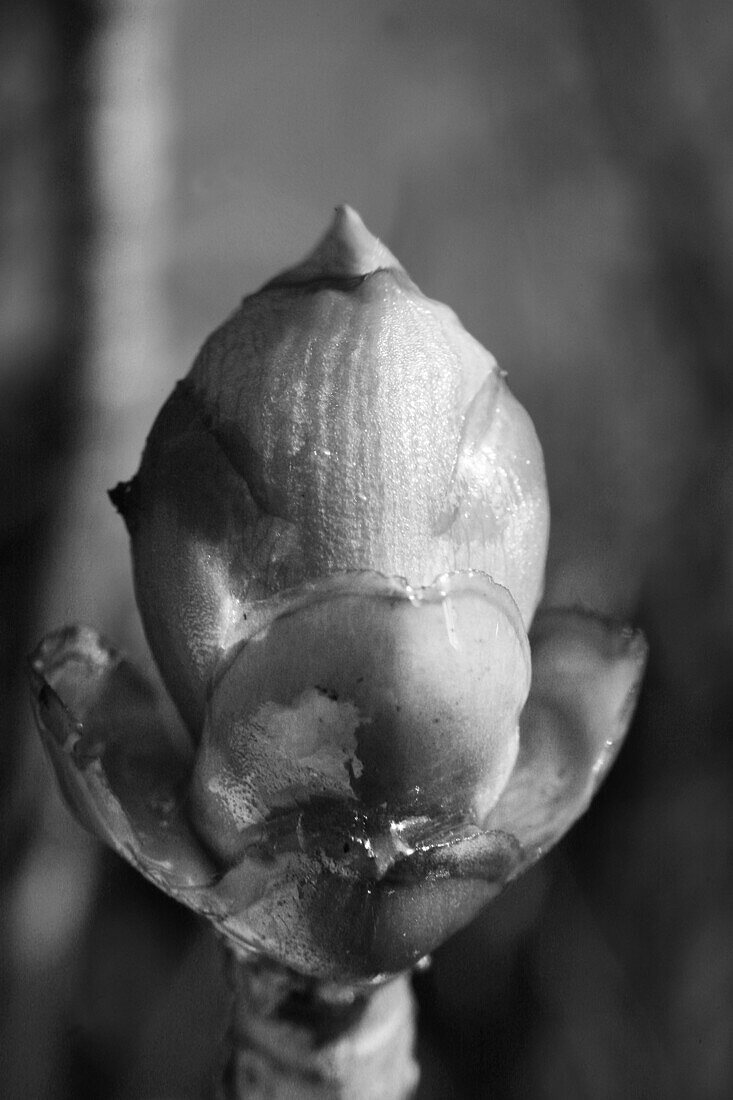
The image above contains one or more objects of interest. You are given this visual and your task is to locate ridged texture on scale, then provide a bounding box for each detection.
[126,207,549,735]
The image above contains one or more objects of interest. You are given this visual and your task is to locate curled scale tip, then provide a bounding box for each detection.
[271,204,402,285]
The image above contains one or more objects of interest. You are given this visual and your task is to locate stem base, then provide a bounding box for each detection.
[219,952,419,1099]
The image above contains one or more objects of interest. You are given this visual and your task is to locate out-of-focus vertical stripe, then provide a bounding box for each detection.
[0,5,97,1098]
[41,0,176,658]
[91,0,176,414]
[2,4,178,1098]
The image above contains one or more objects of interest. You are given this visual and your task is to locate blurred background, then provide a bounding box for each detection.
[1,1,732,1096]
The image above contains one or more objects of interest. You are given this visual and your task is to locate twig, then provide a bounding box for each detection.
[218,951,419,1099]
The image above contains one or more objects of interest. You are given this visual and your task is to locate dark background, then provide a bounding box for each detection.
[1,2,732,1096]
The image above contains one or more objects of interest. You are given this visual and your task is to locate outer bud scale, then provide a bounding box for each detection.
[123,206,549,739]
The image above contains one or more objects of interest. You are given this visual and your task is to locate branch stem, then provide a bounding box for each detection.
[218,951,419,1099]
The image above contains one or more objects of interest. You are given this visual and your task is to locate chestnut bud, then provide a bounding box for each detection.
[32,209,644,981]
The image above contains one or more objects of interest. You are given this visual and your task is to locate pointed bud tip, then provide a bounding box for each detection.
[326,204,402,274]
[272,205,402,285]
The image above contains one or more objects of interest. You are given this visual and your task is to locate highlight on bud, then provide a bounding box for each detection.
[32,207,646,981]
